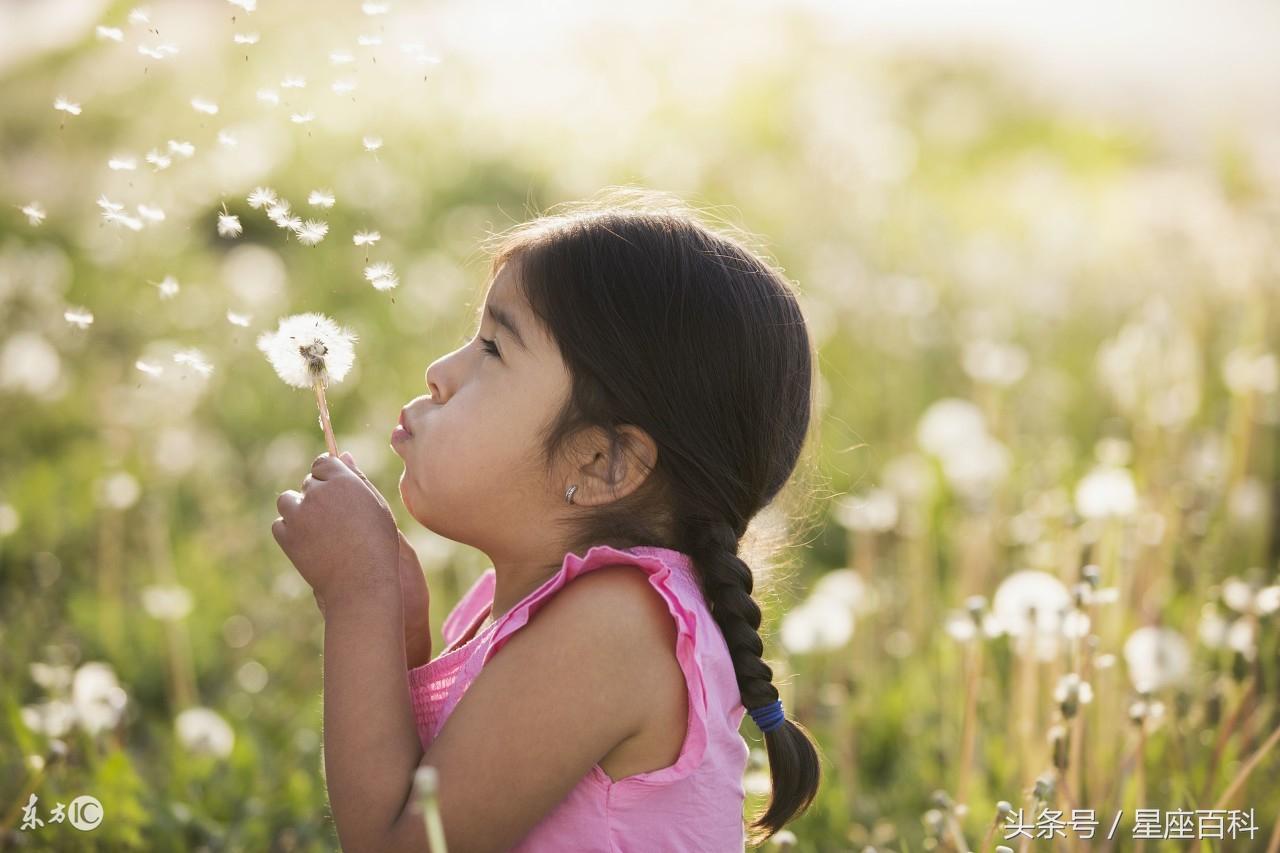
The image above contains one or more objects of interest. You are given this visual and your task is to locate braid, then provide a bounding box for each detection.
[687,518,821,847]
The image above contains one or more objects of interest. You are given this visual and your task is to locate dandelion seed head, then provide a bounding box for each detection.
[352,230,381,246]
[257,313,358,388]
[175,707,234,758]
[247,186,278,209]
[363,262,397,290]
[64,307,94,329]
[21,202,46,226]
[1123,626,1191,692]
[307,189,336,208]
[53,96,82,116]
[295,219,329,246]
[96,26,125,42]
[191,98,219,115]
[217,213,243,238]
[265,200,292,222]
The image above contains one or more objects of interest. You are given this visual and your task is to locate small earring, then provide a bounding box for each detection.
[564,484,578,505]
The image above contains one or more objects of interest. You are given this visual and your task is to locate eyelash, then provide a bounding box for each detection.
[478,336,501,359]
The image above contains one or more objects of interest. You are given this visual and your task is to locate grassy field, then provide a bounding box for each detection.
[1,1,1277,850]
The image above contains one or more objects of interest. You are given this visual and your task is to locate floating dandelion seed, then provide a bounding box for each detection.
[20,202,46,226]
[191,98,219,115]
[218,213,242,238]
[357,33,383,47]
[329,50,354,65]
[227,0,257,11]
[153,275,180,299]
[362,2,391,15]
[247,186,278,209]
[256,88,280,105]
[331,78,357,95]
[54,96,82,116]
[281,75,307,89]
[135,359,164,377]
[257,313,358,456]
[173,348,213,377]
[104,211,144,231]
[64,308,94,329]
[145,149,172,170]
[97,195,124,214]
[167,139,195,158]
[138,43,179,59]
[128,8,150,26]
[137,204,166,224]
[295,219,329,246]
[308,189,336,208]
[265,200,292,221]
[364,262,398,291]
[352,230,381,247]
[217,130,238,147]
[96,26,124,42]
[227,311,252,327]
[108,155,138,171]
[290,112,316,124]
[362,135,383,153]
[234,32,260,45]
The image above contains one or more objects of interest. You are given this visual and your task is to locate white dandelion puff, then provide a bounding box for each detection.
[64,307,94,329]
[191,98,219,115]
[362,135,382,152]
[175,707,234,758]
[142,584,193,621]
[137,204,165,224]
[1123,626,1192,693]
[54,96,82,116]
[307,189,335,208]
[364,261,398,290]
[173,348,213,376]
[329,50,354,65]
[290,111,315,124]
[265,200,292,221]
[294,219,329,246]
[247,186,277,209]
[357,33,382,47]
[281,74,306,89]
[153,275,180,299]
[217,130,238,147]
[256,88,280,105]
[145,149,172,170]
[331,78,357,95]
[257,313,359,455]
[352,230,380,247]
[167,139,195,158]
[227,311,252,327]
[234,32,261,45]
[108,155,138,171]
[96,26,125,42]
[20,202,46,226]
[217,213,242,238]
[135,359,164,377]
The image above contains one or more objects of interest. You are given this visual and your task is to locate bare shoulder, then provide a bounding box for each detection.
[550,563,680,664]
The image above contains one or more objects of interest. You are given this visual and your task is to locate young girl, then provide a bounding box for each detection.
[271,187,822,852]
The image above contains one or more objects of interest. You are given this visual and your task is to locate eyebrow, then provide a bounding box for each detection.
[486,303,528,353]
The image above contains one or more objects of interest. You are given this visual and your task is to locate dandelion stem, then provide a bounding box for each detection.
[313,377,339,457]
[1212,718,1280,812]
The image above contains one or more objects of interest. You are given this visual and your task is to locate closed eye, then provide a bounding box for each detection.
[478,336,501,359]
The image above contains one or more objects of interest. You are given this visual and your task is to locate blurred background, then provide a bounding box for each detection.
[1,0,1278,850]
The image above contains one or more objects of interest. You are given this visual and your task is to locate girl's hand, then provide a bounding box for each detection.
[310,453,433,667]
[272,453,399,606]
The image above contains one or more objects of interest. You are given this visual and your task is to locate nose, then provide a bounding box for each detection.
[424,355,449,403]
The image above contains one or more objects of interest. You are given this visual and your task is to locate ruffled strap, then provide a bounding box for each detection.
[441,568,496,648]
[481,544,712,785]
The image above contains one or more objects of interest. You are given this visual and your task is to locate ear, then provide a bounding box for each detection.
[569,424,658,506]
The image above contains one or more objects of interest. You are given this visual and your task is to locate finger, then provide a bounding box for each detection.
[302,473,316,491]
[311,452,343,481]
[340,455,390,509]
[271,516,287,543]
[276,490,302,516]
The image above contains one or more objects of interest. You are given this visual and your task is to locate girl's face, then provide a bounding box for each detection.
[392,259,573,560]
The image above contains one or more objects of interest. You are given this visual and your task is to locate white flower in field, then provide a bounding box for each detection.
[308,189,336,208]
[362,1,390,14]
[64,307,94,329]
[294,219,329,246]
[357,33,383,46]
[227,311,252,327]
[362,135,383,152]
[917,397,988,458]
[167,139,195,158]
[153,275,180,299]
[227,0,257,11]
[71,662,128,735]
[108,155,138,170]
[1222,575,1280,616]
[963,338,1029,387]
[142,583,194,620]
[992,569,1072,660]
[135,359,164,377]
[173,348,213,376]
[329,50,354,65]
[191,97,219,115]
[218,213,242,238]
[256,88,280,105]
[234,32,260,45]
[31,663,74,692]
[217,130,238,147]
[247,186,278,209]
[780,595,854,654]
[352,230,381,247]
[1074,465,1137,519]
[137,204,165,224]
[53,95,81,116]
[145,148,172,170]
[1123,626,1191,692]
[20,202,46,226]
[96,25,125,41]
[1052,672,1094,709]
[364,261,398,290]
[175,707,235,758]
[812,568,871,612]
[290,111,315,125]
[97,471,140,509]
[832,487,897,533]
[21,699,76,737]
[281,74,306,89]
[257,313,358,389]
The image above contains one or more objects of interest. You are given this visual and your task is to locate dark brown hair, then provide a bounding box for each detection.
[479,185,823,846]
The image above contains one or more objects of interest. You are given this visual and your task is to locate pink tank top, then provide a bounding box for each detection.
[407,544,750,851]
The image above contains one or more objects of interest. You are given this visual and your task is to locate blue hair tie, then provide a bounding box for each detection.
[748,699,785,734]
